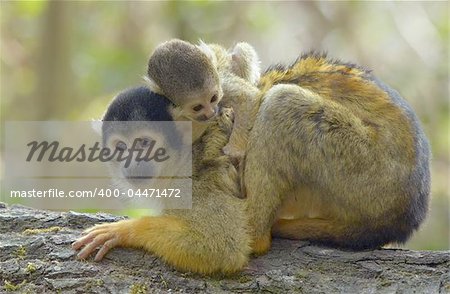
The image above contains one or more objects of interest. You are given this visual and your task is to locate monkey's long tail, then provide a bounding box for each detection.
[271,218,409,250]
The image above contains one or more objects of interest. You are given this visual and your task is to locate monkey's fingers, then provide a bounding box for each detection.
[223,149,244,170]
[72,234,94,251]
[72,226,111,250]
[94,238,119,261]
[76,232,114,260]
[222,144,233,156]
[223,144,245,158]
[82,222,113,235]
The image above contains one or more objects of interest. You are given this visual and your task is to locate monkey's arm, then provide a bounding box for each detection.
[221,74,260,159]
[72,178,249,275]
[72,216,184,262]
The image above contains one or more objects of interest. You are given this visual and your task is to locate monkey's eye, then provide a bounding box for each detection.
[115,140,127,151]
[139,137,153,147]
[211,94,218,103]
[192,104,203,112]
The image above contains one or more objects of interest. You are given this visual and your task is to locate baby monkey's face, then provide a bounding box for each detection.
[179,82,223,123]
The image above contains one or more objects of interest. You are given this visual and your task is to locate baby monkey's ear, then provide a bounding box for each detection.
[230,42,261,85]
[196,39,218,68]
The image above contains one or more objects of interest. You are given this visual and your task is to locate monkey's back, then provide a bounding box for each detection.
[259,53,428,179]
[248,53,431,248]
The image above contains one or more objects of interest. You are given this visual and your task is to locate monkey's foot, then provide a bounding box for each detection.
[222,143,244,157]
[72,220,131,261]
[223,144,245,169]
[251,232,272,256]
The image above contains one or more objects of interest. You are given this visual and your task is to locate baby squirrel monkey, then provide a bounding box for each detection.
[146,39,221,125]
[73,87,251,275]
[146,39,260,159]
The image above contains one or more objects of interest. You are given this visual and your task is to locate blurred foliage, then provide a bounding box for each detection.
[0,1,448,250]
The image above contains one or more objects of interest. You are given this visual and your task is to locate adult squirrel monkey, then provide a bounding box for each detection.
[242,53,430,253]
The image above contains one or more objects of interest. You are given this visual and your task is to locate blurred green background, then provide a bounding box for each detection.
[1,1,448,250]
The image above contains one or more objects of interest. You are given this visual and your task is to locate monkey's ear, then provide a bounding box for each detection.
[196,39,217,67]
[143,76,164,95]
[91,119,103,135]
[230,42,261,85]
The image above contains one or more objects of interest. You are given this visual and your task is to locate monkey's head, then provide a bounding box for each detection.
[207,41,261,86]
[229,42,261,85]
[146,39,223,123]
[99,86,190,188]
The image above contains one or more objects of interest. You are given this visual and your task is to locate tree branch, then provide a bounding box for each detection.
[1,203,449,293]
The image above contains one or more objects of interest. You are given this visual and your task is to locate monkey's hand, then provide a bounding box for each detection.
[72,220,132,261]
[223,143,245,158]
[223,143,245,168]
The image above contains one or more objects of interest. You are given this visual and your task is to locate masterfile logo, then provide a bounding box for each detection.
[2,121,193,210]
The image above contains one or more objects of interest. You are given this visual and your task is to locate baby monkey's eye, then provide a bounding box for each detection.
[192,104,203,112]
[211,94,218,103]
[115,140,127,151]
